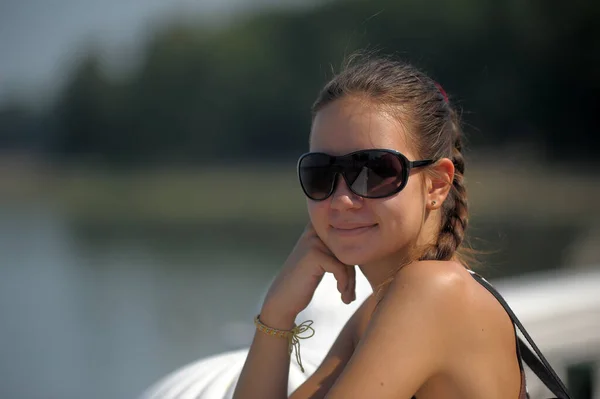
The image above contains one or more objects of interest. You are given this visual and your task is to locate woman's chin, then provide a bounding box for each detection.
[330,247,377,266]
[325,227,380,265]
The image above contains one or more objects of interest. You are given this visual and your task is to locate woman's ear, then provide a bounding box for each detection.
[426,158,454,210]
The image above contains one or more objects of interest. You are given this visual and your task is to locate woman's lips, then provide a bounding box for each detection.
[330,224,377,236]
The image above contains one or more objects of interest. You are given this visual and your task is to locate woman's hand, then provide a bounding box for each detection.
[260,223,357,327]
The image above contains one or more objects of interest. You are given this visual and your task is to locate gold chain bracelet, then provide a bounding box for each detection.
[254,315,315,373]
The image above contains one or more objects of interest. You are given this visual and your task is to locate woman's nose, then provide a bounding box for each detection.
[330,174,363,209]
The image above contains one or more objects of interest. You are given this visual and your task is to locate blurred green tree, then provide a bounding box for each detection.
[3,0,598,166]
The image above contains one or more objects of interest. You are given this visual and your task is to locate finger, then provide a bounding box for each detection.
[351,271,357,301]
[344,265,356,303]
[312,242,354,302]
[318,254,350,296]
[342,266,356,304]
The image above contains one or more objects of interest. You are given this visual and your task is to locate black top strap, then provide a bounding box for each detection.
[468,271,572,399]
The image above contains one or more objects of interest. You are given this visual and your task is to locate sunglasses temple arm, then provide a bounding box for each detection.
[409,159,435,169]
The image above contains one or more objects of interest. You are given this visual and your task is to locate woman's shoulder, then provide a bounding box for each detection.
[383,260,511,340]
[321,261,502,397]
[390,260,474,306]
[384,260,516,353]
[396,259,471,283]
[354,261,474,350]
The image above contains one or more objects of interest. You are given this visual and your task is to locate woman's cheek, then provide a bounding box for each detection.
[307,201,329,236]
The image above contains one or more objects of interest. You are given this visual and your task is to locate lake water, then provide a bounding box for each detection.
[0,202,585,399]
[0,205,301,399]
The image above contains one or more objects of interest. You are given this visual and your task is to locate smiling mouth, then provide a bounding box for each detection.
[331,224,377,236]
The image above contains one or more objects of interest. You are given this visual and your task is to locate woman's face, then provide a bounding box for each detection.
[308,96,428,266]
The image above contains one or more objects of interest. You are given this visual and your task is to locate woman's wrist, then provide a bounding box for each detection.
[258,305,297,331]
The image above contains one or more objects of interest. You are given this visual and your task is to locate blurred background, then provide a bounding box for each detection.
[1,0,599,398]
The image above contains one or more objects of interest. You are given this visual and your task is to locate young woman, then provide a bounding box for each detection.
[232,54,530,399]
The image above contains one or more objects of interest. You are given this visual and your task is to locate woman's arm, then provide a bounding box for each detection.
[289,297,373,399]
[233,301,366,399]
[233,295,374,399]
[232,224,357,399]
[232,311,296,399]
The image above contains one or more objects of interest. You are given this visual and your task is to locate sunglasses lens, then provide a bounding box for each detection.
[346,151,405,198]
[298,150,406,200]
[298,153,336,200]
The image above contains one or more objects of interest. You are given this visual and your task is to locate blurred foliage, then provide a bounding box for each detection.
[2,0,600,166]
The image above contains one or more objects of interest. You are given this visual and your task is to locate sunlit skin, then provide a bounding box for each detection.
[307,96,450,293]
[233,95,523,399]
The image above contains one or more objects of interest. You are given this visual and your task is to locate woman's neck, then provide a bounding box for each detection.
[358,252,412,299]
[361,210,443,299]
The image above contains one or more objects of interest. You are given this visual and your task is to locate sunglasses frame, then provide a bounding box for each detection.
[297,149,435,201]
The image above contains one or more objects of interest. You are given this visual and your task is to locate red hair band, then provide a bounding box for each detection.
[434,82,448,103]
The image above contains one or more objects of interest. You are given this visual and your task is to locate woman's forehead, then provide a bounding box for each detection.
[309,97,414,157]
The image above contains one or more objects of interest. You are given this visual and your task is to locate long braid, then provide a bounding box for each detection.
[420,109,469,262]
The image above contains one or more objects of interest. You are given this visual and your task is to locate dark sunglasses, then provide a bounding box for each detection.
[297,149,435,201]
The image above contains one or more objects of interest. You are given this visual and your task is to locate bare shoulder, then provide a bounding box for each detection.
[383,260,514,355]
[387,260,518,362]
[322,261,479,398]
[395,259,471,287]
[322,261,520,398]
[386,260,473,315]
